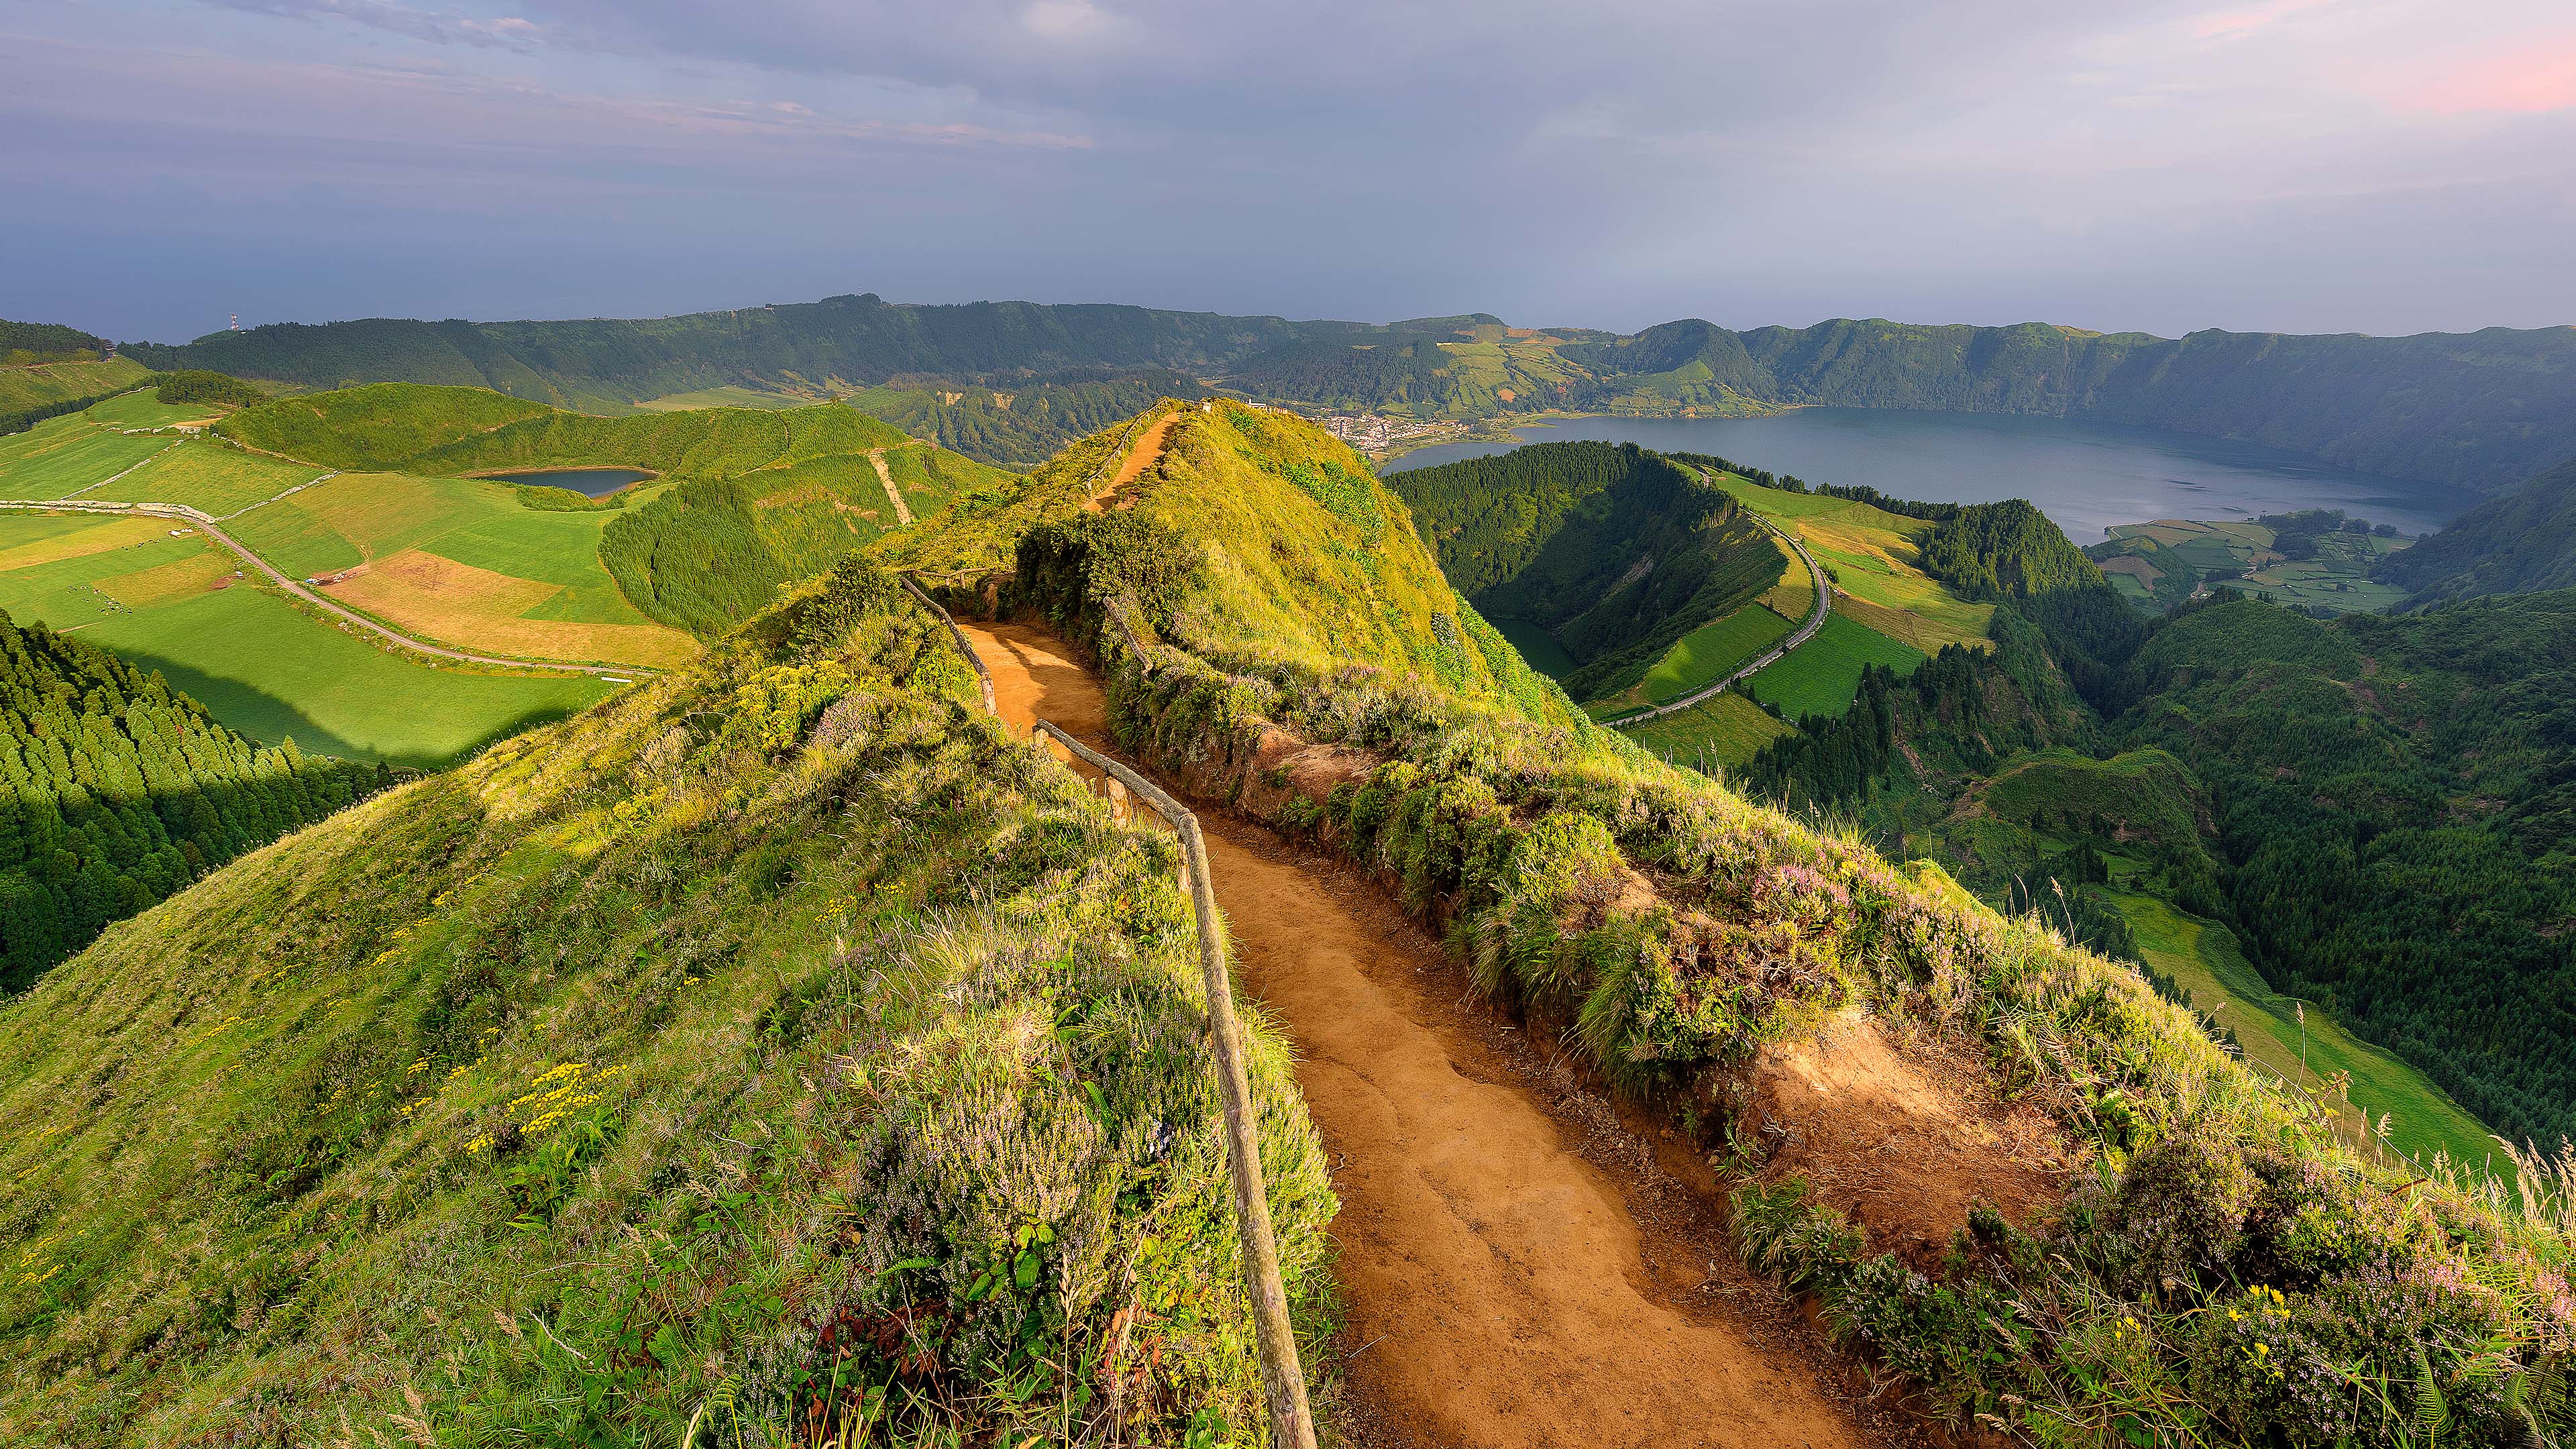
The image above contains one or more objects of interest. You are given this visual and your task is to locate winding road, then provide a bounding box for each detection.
[1603,511,1831,726]
[0,496,647,677]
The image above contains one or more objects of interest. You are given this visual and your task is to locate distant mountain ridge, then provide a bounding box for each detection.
[117,299,2576,494]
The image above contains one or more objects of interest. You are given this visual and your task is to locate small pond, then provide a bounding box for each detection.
[483,467,654,498]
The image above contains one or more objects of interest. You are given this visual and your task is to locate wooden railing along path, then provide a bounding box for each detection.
[905,578,1319,1449]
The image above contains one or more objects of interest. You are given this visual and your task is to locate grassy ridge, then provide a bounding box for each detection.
[1005,402,2576,1448]
[0,558,1334,1445]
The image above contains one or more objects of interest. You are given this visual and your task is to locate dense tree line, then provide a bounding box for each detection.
[0,319,109,366]
[0,610,384,987]
[1918,500,2108,600]
[154,370,268,407]
[1389,441,1784,699]
[845,370,1196,468]
[1662,451,1962,520]
[2375,453,2576,604]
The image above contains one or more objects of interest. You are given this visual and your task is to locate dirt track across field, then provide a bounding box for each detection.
[957,619,1900,1449]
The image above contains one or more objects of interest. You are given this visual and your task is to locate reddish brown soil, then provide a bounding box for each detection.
[956,619,1908,1449]
[1749,1010,2072,1269]
[1085,413,1178,512]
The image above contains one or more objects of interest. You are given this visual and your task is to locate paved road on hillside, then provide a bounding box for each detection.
[0,497,647,677]
[1604,511,1831,726]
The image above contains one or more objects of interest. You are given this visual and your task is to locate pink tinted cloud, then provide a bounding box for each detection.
[2192,0,2339,42]
[2404,42,2576,115]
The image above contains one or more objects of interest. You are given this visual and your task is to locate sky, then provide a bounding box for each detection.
[5,0,2575,343]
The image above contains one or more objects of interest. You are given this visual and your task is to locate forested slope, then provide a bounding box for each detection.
[844,369,1197,468]
[2375,454,2576,603]
[0,609,381,986]
[1389,441,1785,699]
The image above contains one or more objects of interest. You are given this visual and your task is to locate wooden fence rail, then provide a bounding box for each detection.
[898,573,997,714]
[912,584,1318,1449]
[1030,721,1318,1449]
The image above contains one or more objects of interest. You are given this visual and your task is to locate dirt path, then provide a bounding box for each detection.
[866,448,914,526]
[1084,412,1178,511]
[957,620,1892,1449]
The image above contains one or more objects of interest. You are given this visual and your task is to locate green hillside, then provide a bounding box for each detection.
[845,370,1199,468]
[1916,498,2107,600]
[953,403,2576,1449]
[0,321,115,368]
[0,606,383,986]
[0,356,157,434]
[0,554,1333,1446]
[5,398,2573,1448]
[223,384,1019,635]
[2375,453,2576,603]
[1389,441,1788,701]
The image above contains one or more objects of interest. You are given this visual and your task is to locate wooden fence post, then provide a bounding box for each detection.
[1032,723,1318,1449]
[924,611,1318,1449]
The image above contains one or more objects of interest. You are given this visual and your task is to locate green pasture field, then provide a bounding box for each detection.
[1630,602,1793,704]
[1747,609,1926,722]
[2093,519,2412,614]
[83,390,223,429]
[1711,474,1992,650]
[0,356,151,413]
[1619,688,1795,769]
[89,439,323,515]
[2110,891,2496,1173]
[0,417,178,499]
[0,511,614,765]
[219,470,690,663]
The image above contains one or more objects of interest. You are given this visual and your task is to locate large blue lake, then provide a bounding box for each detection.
[1381,409,2483,543]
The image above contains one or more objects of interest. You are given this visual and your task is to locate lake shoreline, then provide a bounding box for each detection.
[1376,407,2481,543]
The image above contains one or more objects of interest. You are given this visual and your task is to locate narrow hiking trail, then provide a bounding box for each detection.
[1085,412,1179,511]
[956,620,1899,1449]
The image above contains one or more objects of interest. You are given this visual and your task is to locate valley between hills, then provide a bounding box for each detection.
[2,313,2574,1449]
